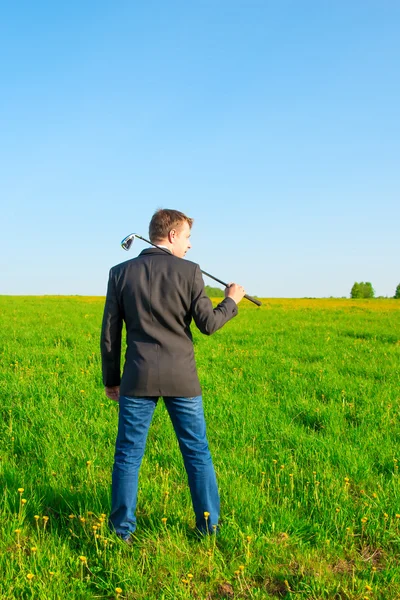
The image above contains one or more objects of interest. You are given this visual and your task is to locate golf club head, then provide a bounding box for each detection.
[121,233,137,251]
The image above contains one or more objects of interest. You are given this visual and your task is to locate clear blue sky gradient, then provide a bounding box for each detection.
[1,1,399,297]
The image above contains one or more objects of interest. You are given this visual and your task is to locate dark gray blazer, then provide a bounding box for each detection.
[100,248,238,397]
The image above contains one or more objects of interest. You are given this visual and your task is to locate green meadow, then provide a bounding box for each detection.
[0,296,399,599]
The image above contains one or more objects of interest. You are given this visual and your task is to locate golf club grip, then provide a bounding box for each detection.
[200,270,262,306]
[244,294,262,306]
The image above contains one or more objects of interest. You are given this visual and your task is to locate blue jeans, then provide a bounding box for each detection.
[109,395,220,538]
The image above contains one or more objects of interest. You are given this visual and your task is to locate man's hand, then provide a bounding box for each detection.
[225,283,246,305]
[105,386,120,402]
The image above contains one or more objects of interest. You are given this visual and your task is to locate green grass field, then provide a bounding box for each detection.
[0,296,399,599]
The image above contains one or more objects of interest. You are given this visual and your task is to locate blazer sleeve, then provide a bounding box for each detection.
[191,264,238,335]
[100,269,123,387]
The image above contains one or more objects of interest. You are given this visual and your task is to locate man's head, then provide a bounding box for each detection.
[149,209,193,258]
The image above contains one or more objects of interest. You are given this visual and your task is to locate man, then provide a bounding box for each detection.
[101,208,245,541]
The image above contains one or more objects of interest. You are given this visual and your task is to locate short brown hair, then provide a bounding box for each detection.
[149,209,193,242]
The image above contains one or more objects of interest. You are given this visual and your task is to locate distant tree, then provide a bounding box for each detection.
[365,282,374,297]
[362,282,375,298]
[395,284,400,299]
[205,285,224,298]
[350,282,362,298]
[350,282,375,299]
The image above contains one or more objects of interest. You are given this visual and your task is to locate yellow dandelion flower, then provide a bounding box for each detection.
[239,565,245,571]
[21,498,27,505]
[42,516,49,522]
[27,574,34,581]
[161,517,167,524]
[18,488,24,494]
[79,556,87,562]
[203,511,210,518]
[187,573,193,579]
[115,587,123,594]
[49,571,55,576]
[34,515,40,521]
[31,547,37,553]
[365,585,373,591]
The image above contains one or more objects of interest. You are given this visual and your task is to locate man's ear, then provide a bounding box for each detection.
[167,229,177,243]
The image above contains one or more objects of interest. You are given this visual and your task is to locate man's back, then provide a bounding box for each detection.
[101,247,238,398]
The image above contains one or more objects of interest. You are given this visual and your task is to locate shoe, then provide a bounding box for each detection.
[117,533,133,546]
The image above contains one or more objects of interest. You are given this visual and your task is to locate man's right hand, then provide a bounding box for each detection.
[105,386,120,402]
[225,283,246,305]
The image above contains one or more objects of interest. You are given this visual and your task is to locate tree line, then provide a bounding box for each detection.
[351,282,400,299]
[205,284,400,300]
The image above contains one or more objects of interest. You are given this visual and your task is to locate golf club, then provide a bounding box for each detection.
[121,233,262,306]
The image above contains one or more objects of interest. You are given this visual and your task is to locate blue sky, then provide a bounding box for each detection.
[1,1,399,298]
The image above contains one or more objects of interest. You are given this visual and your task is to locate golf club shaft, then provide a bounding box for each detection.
[135,235,262,307]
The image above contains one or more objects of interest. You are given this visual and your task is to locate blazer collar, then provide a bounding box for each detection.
[139,247,173,256]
